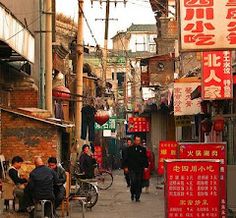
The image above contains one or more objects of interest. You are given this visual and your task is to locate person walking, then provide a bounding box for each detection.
[142,140,152,193]
[121,138,132,187]
[124,135,148,202]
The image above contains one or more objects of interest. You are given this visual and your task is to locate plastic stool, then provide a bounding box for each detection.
[34,200,54,218]
[69,196,86,218]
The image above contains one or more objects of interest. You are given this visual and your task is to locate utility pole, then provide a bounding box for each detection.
[93,0,126,91]
[45,0,53,114]
[75,0,84,147]
[102,0,110,89]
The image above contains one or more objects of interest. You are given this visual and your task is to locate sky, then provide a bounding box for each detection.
[56,0,156,48]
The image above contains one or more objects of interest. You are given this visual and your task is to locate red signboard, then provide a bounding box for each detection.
[128,117,150,133]
[179,0,236,51]
[157,141,178,175]
[202,51,232,100]
[178,143,227,218]
[165,160,221,218]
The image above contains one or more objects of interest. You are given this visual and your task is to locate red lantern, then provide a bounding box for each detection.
[52,86,70,99]
[95,110,109,125]
[201,118,212,133]
[213,116,224,132]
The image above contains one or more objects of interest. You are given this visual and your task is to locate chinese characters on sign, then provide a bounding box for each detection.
[157,141,178,175]
[174,82,201,116]
[128,117,150,133]
[94,117,117,130]
[165,160,221,218]
[179,0,236,50]
[178,143,227,218]
[202,51,232,100]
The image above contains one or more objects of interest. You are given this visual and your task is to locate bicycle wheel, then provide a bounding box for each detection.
[76,183,98,208]
[96,170,113,190]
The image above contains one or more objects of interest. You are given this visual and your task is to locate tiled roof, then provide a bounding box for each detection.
[127,24,157,32]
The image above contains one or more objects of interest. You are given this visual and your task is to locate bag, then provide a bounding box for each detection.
[143,168,151,180]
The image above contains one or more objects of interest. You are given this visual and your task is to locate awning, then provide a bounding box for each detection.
[0,3,35,63]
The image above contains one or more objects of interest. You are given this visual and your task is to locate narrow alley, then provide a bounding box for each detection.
[70,170,164,218]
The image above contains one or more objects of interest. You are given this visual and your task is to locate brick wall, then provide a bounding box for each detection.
[1,110,60,163]
[10,89,38,108]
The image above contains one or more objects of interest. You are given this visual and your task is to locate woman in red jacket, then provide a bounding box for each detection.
[142,140,152,193]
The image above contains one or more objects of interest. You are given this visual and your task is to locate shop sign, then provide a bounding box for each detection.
[174,82,201,116]
[175,116,192,127]
[202,51,232,100]
[178,143,227,218]
[127,117,150,133]
[179,0,236,51]
[165,159,221,218]
[95,117,116,130]
[157,141,178,175]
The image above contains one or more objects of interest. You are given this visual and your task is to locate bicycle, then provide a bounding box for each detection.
[73,161,113,190]
[94,165,113,190]
[71,172,99,209]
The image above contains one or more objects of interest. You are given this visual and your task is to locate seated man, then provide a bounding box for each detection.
[79,144,97,179]
[7,156,28,212]
[24,157,59,217]
[48,157,66,209]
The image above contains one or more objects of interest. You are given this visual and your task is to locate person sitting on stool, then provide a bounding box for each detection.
[48,157,66,209]
[24,157,59,217]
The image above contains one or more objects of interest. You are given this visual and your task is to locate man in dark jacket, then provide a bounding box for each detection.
[124,135,148,202]
[121,138,132,187]
[24,157,58,216]
[48,157,66,209]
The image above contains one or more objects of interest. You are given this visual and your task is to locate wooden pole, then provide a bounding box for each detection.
[75,0,84,147]
[45,0,53,114]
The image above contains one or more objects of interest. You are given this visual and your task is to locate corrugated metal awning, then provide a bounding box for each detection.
[0,3,35,63]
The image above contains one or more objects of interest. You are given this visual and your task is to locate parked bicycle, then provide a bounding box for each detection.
[73,161,113,190]
[71,172,98,209]
[94,165,113,190]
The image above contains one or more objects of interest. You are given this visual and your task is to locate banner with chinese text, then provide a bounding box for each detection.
[178,143,227,218]
[174,82,201,116]
[157,141,178,175]
[202,51,232,100]
[179,0,236,51]
[128,117,150,133]
[95,117,117,130]
[165,159,221,218]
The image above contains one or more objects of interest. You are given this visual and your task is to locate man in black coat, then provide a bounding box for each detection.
[121,138,132,187]
[24,157,59,217]
[124,135,148,202]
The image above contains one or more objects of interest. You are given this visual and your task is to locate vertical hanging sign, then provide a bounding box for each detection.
[157,141,178,175]
[202,51,232,100]
[165,159,221,218]
[179,0,236,51]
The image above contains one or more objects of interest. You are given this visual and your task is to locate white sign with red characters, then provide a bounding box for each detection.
[179,0,236,51]
[202,51,232,100]
[174,82,201,116]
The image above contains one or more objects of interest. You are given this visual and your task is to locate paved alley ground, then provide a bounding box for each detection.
[1,170,165,218]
